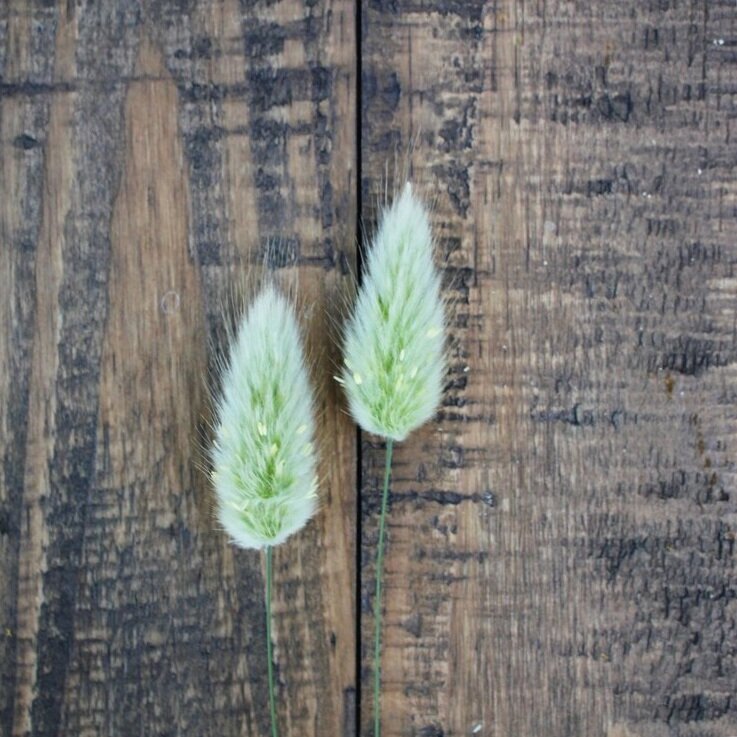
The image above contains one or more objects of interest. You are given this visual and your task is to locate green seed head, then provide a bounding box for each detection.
[212,285,318,549]
[341,183,446,441]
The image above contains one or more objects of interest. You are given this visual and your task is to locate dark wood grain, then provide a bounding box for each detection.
[0,1,356,736]
[3,1,737,737]
[361,1,737,736]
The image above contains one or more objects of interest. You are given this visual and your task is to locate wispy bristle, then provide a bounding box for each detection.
[341,182,446,441]
[211,285,318,549]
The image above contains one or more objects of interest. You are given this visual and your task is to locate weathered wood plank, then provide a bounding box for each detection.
[361,2,737,736]
[0,1,356,736]
[0,5,59,734]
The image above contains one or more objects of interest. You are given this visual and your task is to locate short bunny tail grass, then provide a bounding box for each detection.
[211,282,319,550]
[197,245,333,541]
[341,182,446,441]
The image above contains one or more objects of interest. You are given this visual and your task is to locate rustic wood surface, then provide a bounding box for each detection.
[0,1,356,736]
[1,1,735,737]
[361,1,737,737]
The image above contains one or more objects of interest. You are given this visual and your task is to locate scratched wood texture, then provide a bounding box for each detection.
[0,1,356,737]
[361,2,737,737]
[2,1,737,737]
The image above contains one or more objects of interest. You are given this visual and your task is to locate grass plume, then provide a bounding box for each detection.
[340,182,446,441]
[339,181,446,737]
[211,284,318,550]
[211,282,319,737]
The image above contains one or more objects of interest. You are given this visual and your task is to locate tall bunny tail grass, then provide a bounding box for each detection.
[340,182,446,442]
[339,182,446,737]
[211,284,318,550]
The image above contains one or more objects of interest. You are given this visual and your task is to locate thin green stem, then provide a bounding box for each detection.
[373,438,394,737]
[265,546,278,737]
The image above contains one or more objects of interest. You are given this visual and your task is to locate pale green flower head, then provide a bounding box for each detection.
[212,285,318,549]
[341,182,446,441]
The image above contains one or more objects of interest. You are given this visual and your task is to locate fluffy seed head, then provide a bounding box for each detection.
[341,182,446,441]
[211,285,318,549]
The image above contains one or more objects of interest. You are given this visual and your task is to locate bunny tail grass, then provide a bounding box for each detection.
[211,284,318,550]
[340,182,446,442]
[340,182,446,737]
[211,285,319,737]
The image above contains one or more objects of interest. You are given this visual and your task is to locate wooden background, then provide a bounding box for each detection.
[1,1,736,736]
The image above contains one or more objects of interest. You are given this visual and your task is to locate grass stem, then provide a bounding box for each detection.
[266,546,278,737]
[373,438,394,737]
